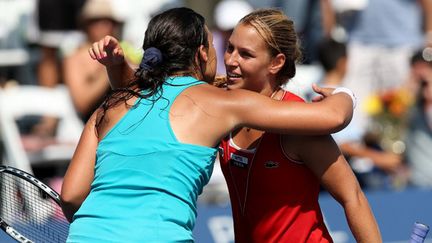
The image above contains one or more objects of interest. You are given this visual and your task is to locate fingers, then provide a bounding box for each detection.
[88,35,126,66]
[98,40,106,58]
[311,83,337,98]
[311,95,324,102]
[88,47,97,60]
[113,47,124,57]
[91,42,102,59]
[89,35,119,59]
[312,83,320,93]
[104,35,112,46]
[312,83,325,96]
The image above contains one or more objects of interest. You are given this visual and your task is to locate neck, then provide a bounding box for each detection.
[170,70,196,78]
[259,81,281,98]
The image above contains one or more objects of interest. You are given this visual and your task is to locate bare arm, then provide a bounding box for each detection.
[89,35,135,89]
[287,135,382,243]
[339,142,402,173]
[224,87,354,135]
[60,113,98,222]
[63,52,110,116]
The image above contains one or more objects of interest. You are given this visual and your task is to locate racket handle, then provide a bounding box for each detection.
[409,222,430,243]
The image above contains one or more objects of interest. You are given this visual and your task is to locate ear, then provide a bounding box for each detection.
[198,45,208,62]
[268,53,286,75]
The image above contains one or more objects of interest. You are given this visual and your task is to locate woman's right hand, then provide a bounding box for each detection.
[89,35,125,67]
[311,84,356,109]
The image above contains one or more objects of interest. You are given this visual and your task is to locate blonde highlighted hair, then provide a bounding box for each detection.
[239,8,302,84]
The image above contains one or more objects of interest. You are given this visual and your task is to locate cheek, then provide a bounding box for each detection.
[242,70,268,90]
[208,52,217,68]
[223,52,230,64]
[242,62,268,80]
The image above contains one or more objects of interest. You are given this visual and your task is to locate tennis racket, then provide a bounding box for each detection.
[0,165,69,243]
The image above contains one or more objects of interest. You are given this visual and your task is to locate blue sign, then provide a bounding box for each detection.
[2,188,431,242]
[193,187,432,243]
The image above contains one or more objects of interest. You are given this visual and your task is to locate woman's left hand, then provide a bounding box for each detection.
[311,83,335,102]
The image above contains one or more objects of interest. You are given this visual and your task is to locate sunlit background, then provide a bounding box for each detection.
[1,0,431,242]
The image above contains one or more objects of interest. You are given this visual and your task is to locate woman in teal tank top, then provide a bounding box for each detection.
[61,7,356,242]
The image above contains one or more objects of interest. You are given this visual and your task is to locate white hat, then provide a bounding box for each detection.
[80,0,122,24]
[214,0,254,31]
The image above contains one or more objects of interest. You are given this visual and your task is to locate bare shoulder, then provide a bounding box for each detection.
[180,84,263,112]
[95,96,138,141]
[185,84,260,100]
[281,134,307,161]
[282,134,337,156]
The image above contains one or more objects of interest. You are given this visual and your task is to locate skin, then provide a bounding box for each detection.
[63,47,109,118]
[225,22,381,243]
[60,28,354,224]
[63,19,118,119]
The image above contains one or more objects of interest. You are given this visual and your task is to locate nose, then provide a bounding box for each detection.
[224,50,239,67]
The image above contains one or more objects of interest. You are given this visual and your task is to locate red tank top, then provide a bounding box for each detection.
[219,91,333,243]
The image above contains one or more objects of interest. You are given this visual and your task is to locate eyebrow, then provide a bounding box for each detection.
[227,40,257,55]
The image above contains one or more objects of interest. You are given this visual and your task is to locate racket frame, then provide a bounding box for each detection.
[0,165,62,243]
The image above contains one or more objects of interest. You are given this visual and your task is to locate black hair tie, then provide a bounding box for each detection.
[139,47,163,72]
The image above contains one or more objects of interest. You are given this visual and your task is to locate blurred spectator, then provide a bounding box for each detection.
[316,37,403,189]
[63,0,122,122]
[213,0,253,75]
[246,0,336,64]
[37,0,86,87]
[0,0,36,85]
[1,1,83,138]
[405,50,432,188]
[316,37,347,88]
[342,0,432,137]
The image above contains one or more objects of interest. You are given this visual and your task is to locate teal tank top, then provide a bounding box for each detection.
[67,76,217,242]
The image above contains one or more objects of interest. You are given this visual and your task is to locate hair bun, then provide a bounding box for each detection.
[139,47,163,71]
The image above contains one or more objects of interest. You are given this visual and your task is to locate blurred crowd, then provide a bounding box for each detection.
[0,0,432,204]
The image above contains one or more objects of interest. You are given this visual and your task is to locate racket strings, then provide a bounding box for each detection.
[0,172,69,243]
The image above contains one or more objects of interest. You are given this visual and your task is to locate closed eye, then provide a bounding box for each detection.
[240,51,254,59]
[225,42,233,53]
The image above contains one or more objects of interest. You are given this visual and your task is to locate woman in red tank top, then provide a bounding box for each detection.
[219,8,381,243]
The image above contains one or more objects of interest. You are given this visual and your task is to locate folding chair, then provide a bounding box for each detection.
[0,85,84,174]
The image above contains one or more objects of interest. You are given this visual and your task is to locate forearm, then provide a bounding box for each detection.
[320,93,354,132]
[232,87,353,135]
[339,143,402,172]
[281,93,354,134]
[107,61,135,89]
[282,93,353,134]
[61,172,91,223]
[61,201,81,223]
[343,191,382,243]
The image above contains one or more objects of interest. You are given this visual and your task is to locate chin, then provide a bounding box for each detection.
[226,78,246,90]
[226,83,242,90]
